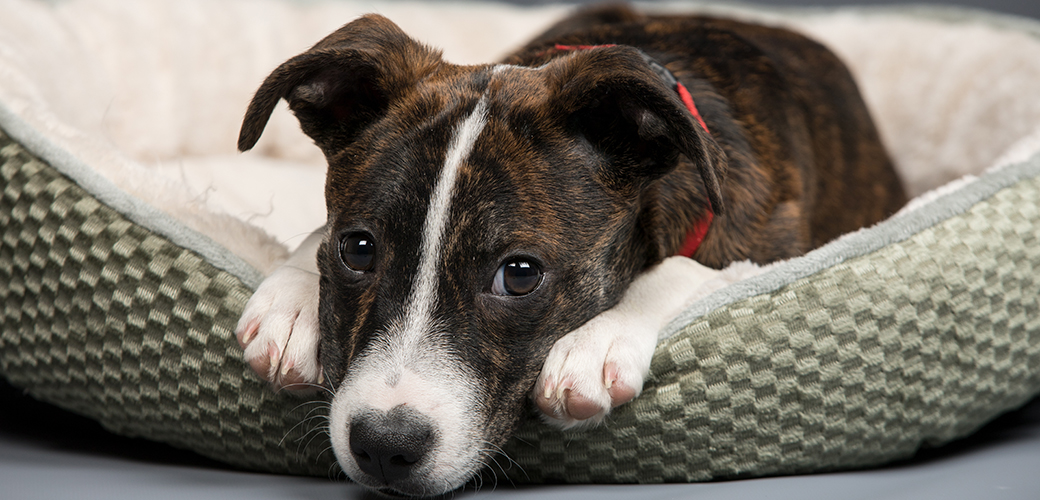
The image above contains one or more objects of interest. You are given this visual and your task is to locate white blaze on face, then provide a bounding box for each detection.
[328,91,492,492]
[404,92,489,340]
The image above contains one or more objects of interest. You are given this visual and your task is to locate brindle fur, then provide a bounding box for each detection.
[509,4,907,266]
[238,3,906,483]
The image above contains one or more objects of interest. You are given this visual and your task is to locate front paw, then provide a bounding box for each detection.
[236,265,322,392]
[532,313,656,429]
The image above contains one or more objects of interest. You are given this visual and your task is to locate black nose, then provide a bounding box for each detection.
[349,405,436,484]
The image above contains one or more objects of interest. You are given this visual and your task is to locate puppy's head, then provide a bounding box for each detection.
[240,15,724,497]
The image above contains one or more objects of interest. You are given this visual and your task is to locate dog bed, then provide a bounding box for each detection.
[2,0,1040,484]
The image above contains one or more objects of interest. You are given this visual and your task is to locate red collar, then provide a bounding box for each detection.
[554,44,714,258]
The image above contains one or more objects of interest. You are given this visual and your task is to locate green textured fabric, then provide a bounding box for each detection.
[0,131,331,476]
[504,176,1040,482]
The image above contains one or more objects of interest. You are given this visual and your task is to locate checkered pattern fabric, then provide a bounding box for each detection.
[0,132,331,476]
[504,176,1040,481]
[2,128,1040,482]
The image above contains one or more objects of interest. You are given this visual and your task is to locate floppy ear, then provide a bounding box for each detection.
[550,46,727,214]
[238,15,441,156]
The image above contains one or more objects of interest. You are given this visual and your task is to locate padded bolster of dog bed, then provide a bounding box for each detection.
[4,123,1040,482]
[4,2,1040,483]
[510,159,1040,483]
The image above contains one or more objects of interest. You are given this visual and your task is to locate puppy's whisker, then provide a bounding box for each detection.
[296,402,332,421]
[282,401,326,424]
[481,441,526,481]
[278,400,331,450]
[279,381,333,395]
[317,443,336,461]
[473,456,502,493]
[301,423,331,451]
[288,419,327,448]
[319,366,338,395]
[477,455,507,492]
[288,399,330,412]
[326,458,344,480]
[286,402,332,431]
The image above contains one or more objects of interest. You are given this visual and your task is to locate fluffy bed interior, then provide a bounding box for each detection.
[2,0,1039,275]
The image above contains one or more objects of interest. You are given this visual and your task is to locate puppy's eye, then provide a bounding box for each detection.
[340,232,376,272]
[492,259,542,296]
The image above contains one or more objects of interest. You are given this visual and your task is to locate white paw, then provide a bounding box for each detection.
[533,312,657,429]
[236,265,322,392]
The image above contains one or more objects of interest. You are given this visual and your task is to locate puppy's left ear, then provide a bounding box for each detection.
[550,46,727,214]
[238,15,441,156]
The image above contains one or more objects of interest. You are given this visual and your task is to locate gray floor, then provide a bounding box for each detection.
[3,0,1040,498]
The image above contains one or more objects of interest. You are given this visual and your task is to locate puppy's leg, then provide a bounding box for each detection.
[535,257,759,428]
[236,227,324,392]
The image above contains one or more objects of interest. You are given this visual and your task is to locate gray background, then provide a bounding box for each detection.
[3,1,1039,499]
[520,0,1040,18]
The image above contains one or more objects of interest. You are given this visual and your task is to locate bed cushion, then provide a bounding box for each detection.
[2,0,1040,483]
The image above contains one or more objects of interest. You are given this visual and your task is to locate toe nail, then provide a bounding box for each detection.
[556,377,574,400]
[237,320,258,347]
[603,363,620,389]
[267,345,280,377]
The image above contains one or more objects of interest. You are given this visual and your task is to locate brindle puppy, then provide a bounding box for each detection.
[235,5,905,496]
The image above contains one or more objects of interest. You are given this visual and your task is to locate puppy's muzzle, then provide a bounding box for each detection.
[349,406,438,486]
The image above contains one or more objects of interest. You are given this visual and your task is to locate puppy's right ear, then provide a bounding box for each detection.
[238,15,440,156]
